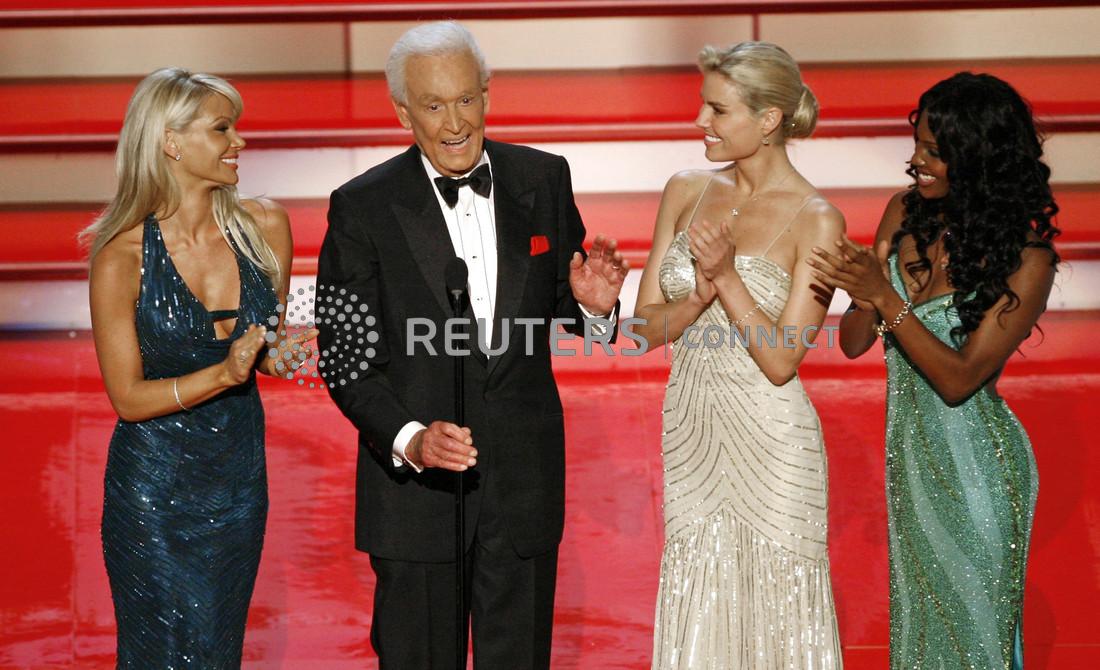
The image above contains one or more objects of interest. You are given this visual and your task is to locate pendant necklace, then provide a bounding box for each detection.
[730,167,798,218]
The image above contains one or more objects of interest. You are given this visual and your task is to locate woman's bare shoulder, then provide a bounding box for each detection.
[795,192,846,237]
[658,168,724,233]
[94,224,142,268]
[665,168,718,199]
[90,223,144,299]
[241,197,289,232]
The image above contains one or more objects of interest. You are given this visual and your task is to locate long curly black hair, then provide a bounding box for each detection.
[893,72,1060,344]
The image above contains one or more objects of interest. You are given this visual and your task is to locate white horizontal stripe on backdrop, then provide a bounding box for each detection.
[2,134,1098,203]
[0,23,346,78]
[2,6,1100,78]
[348,16,754,71]
[764,7,1100,63]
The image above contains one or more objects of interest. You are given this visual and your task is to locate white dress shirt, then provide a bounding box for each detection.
[423,153,499,345]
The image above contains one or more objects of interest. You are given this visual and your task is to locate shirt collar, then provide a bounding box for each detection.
[420,151,491,182]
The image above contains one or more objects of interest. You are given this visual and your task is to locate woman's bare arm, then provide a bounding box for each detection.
[837,190,906,359]
[632,171,716,349]
[693,199,845,385]
[90,232,265,422]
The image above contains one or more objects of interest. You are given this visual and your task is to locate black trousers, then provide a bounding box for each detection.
[368,477,558,670]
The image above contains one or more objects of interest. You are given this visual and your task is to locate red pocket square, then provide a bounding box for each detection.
[530,235,550,256]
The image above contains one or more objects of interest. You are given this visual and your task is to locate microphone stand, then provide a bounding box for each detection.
[447,283,467,670]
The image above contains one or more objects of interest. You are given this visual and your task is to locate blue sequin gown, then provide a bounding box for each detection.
[885,253,1038,669]
[101,215,278,668]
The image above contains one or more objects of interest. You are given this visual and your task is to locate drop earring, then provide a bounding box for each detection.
[761,135,771,146]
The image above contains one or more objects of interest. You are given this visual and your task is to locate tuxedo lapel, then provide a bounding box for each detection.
[391,146,486,365]
[390,149,454,320]
[487,142,535,376]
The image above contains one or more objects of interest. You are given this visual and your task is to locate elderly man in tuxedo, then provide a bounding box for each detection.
[317,20,628,669]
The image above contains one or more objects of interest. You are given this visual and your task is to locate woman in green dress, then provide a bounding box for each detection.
[807,72,1060,668]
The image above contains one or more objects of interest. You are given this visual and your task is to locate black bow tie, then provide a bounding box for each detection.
[434,164,492,208]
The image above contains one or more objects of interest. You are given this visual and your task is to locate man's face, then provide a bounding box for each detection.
[394,51,488,177]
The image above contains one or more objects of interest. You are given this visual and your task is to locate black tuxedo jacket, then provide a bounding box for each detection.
[317,139,594,562]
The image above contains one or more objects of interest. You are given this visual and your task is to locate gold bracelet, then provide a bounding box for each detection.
[874,301,913,338]
[732,303,763,328]
[172,377,190,412]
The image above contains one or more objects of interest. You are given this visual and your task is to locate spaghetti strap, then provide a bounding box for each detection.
[682,173,716,233]
[760,192,817,260]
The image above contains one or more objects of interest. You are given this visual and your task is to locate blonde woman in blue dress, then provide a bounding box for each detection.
[633,42,844,668]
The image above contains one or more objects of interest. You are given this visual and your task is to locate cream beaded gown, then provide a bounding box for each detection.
[652,183,842,669]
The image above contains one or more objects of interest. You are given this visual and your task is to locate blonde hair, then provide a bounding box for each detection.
[81,67,281,288]
[698,41,818,141]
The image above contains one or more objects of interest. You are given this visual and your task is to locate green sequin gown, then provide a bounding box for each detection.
[884,253,1038,669]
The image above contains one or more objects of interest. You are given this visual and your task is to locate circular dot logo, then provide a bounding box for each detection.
[312,284,379,390]
[261,284,377,390]
[265,287,319,389]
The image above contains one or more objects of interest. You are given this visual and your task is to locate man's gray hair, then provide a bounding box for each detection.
[386,21,491,105]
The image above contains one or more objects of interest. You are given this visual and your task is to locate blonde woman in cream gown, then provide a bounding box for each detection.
[633,42,843,669]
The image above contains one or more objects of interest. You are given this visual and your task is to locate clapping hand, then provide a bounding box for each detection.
[570,235,629,315]
[264,326,321,377]
[225,324,267,384]
[692,259,717,305]
[687,219,737,282]
[807,237,892,311]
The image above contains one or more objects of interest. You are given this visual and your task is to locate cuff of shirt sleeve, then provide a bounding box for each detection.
[393,421,427,473]
[578,303,617,336]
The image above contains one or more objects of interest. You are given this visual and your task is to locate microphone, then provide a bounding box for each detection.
[444,257,468,314]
